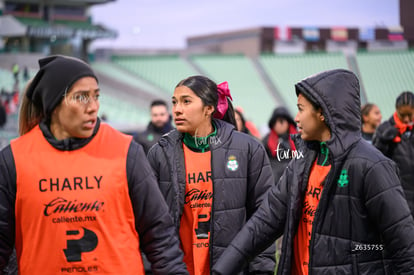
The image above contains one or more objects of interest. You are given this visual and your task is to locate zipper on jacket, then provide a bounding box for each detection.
[161,138,186,233]
[161,145,178,228]
[208,148,215,274]
[280,148,316,274]
[351,254,360,275]
[307,163,336,275]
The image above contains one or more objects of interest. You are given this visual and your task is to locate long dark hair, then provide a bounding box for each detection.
[176,75,237,127]
[234,109,249,134]
[19,79,44,136]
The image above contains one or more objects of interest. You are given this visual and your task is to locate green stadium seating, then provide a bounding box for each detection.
[0,69,15,92]
[0,68,29,93]
[356,50,414,119]
[91,51,414,132]
[260,53,349,116]
[0,129,18,150]
[91,62,166,99]
[98,83,150,130]
[191,54,278,129]
[111,55,198,94]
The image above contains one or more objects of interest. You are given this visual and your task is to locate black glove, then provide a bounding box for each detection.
[376,123,398,142]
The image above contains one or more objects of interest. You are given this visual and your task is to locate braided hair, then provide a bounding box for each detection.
[396,91,414,108]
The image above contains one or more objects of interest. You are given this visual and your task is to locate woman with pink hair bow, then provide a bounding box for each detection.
[147,75,276,275]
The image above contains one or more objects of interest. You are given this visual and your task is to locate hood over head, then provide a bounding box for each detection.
[295,69,361,157]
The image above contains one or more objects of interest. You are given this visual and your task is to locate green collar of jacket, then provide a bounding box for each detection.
[183,124,217,152]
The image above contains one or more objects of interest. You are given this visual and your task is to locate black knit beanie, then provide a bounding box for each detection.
[26,55,98,117]
[268,106,296,129]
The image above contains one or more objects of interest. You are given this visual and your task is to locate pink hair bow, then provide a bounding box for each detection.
[214,81,233,119]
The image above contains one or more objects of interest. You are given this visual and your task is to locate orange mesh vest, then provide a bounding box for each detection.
[292,161,331,275]
[180,144,212,275]
[11,124,145,275]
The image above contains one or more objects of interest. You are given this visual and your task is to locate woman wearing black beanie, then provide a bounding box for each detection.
[0,55,188,275]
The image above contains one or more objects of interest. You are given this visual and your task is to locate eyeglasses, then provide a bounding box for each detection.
[63,89,100,106]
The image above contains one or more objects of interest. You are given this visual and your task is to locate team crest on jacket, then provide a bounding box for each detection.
[226,155,239,171]
[338,169,349,187]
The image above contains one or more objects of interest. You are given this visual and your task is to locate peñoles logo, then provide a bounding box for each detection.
[44,197,104,217]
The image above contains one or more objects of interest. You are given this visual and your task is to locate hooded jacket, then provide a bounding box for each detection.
[373,114,414,217]
[0,119,188,275]
[147,119,276,274]
[262,106,297,183]
[212,69,414,275]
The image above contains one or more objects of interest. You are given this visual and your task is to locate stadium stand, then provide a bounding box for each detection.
[111,54,198,93]
[97,83,150,132]
[91,61,167,99]
[0,68,34,93]
[0,125,18,150]
[0,69,17,93]
[356,50,414,118]
[259,52,350,116]
[191,54,278,130]
[2,50,414,147]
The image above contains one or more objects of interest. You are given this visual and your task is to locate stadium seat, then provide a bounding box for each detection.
[191,54,278,130]
[91,61,166,99]
[112,55,198,94]
[356,50,414,118]
[259,53,349,116]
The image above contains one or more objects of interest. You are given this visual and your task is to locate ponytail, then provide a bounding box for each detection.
[19,80,44,136]
[221,98,237,128]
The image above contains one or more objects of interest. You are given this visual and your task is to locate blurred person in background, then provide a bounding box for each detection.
[12,63,19,83]
[263,106,298,183]
[373,91,414,217]
[235,106,261,139]
[212,69,414,275]
[361,103,382,143]
[0,55,188,275]
[23,66,29,82]
[147,76,275,275]
[134,99,174,154]
[234,109,252,135]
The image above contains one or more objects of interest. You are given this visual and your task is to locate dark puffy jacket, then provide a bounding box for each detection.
[212,69,414,275]
[262,106,297,183]
[0,119,188,275]
[147,119,276,274]
[373,116,414,216]
[134,121,174,154]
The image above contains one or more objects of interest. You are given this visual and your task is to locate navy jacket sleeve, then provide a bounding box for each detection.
[364,159,414,274]
[212,158,291,275]
[126,141,188,275]
[0,145,17,274]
